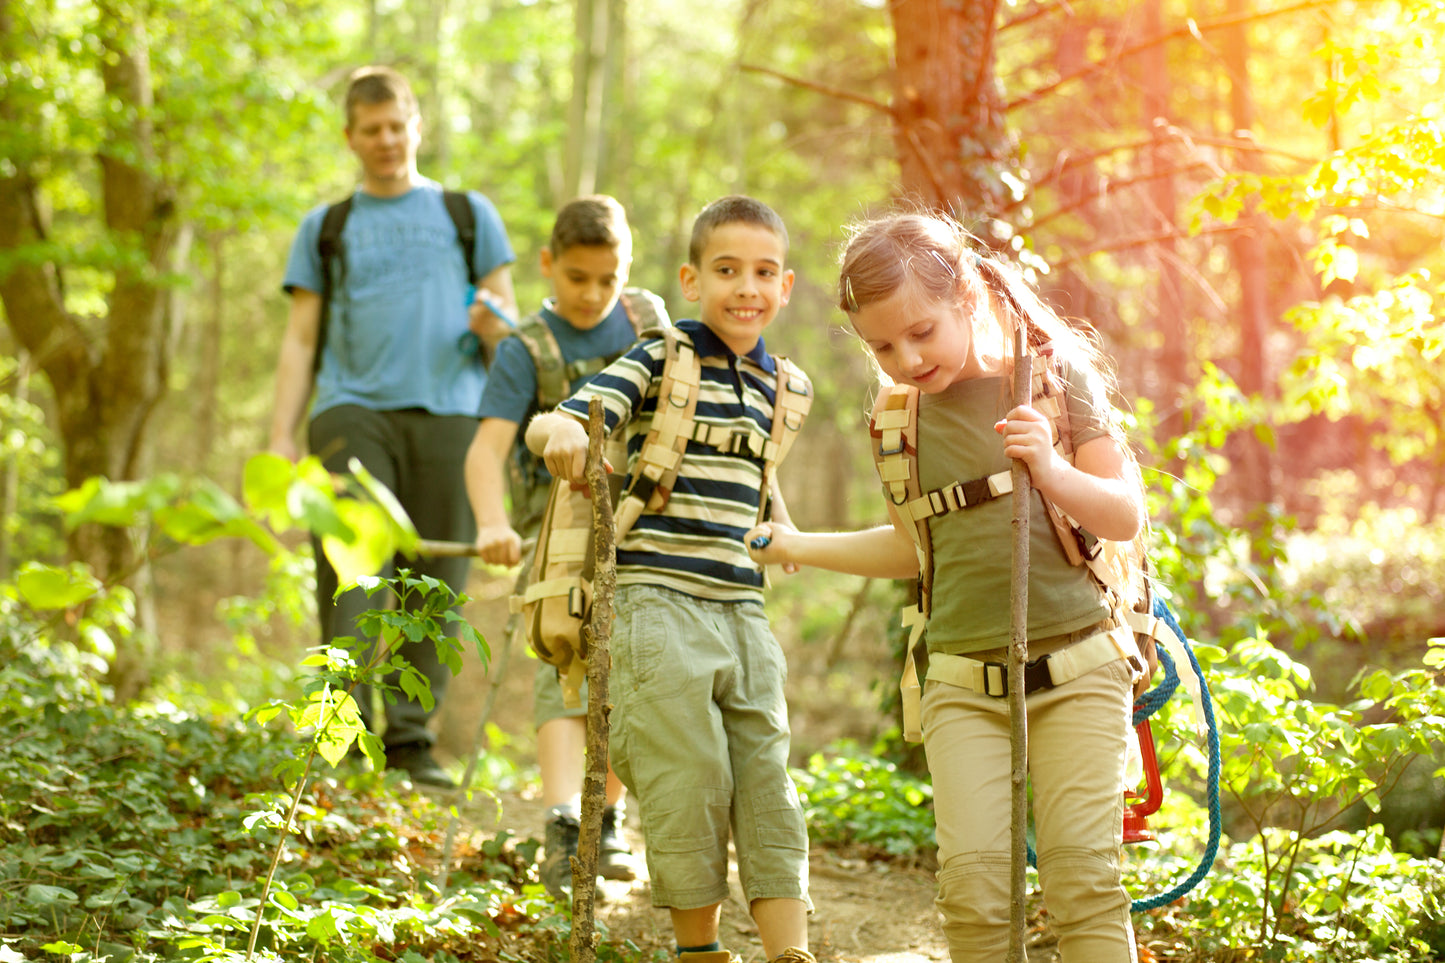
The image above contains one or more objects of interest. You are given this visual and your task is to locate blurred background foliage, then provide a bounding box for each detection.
[3,0,1445,957]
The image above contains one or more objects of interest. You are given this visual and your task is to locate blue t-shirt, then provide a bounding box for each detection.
[283,179,514,417]
[481,297,658,496]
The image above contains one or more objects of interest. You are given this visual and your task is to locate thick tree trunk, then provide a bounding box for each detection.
[888,0,1016,232]
[0,0,180,699]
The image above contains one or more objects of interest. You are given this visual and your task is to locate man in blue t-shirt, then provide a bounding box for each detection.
[268,65,516,788]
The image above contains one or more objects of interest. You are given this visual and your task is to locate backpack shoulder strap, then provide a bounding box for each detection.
[754,355,813,525]
[619,288,668,335]
[612,325,698,541]
[313,197,354,376]
[870,383,932,615]
[441,190,479,285]
[869,382,930,743]
[512,312,569,412]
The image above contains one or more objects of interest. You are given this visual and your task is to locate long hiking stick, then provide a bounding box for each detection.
[569,398,615,963]
[1007,324,1033,963]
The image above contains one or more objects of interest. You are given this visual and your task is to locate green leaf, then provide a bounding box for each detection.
[38,943,82,956]
[244,451,297,525]
[347,456,420,549]
[15,562,102,610]
[26,884,79,906]
[322,498,400,587]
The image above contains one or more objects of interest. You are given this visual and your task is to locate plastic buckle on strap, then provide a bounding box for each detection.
[961,477,992,506]
[878,436,905,457]
[728,429,756,456]
[981,663,1008,697]
[1024,658,1056,693]
[980,657,1057,698]
[567,586,586,619]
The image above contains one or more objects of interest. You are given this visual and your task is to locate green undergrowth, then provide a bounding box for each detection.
[0,620,610,963]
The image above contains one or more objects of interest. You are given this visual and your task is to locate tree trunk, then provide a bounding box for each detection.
[887,0,1016,234]
[0,0,180,699]
[1142,0,1190,439]
[194,233,227,473]
[564,0,609,200]
[600,0,629,194]
[0,349,27,580]
[1224,0,1277,513]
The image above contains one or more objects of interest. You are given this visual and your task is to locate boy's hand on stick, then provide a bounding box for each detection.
[541,418,600,485]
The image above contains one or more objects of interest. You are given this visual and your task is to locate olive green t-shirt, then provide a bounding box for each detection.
[918,360,1114,655]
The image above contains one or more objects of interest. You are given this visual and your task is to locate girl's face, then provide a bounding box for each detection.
[850,286,987,392]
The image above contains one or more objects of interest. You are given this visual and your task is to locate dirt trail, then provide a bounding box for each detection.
[467,785,951,963]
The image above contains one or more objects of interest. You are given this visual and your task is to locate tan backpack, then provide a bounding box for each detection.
[512,325,812,708]
[869,345,1159,741]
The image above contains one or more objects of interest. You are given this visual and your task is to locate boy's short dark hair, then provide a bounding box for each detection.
[688,195,788,265]
[550,195,632,257]
[344,65,417,127]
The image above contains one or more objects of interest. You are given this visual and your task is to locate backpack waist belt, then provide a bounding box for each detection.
[927,623,1141,698]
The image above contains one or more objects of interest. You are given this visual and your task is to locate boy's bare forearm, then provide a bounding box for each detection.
[465,419,519,529]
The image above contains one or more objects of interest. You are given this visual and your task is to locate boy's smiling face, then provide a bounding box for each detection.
[679,222,793,355]
[541,243,629,331]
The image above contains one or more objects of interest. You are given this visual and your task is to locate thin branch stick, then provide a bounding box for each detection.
[739,62,894,115]
[413,538,481,558]
[1006,324,1033,963]
[569,398,615,963]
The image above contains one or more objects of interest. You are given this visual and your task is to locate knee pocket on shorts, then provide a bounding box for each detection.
[643,787,731,855]
[749,786,808,852]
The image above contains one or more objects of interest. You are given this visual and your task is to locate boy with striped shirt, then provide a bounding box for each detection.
[524,196,814,963]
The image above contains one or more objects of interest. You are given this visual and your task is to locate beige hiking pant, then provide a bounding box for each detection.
[922,653,1137,963]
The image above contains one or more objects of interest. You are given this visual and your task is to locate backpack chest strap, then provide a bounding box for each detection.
[901,470,1016,523]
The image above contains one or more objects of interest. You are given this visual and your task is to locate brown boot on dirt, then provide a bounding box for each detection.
[770,949,817,963]
[677,952,739,963]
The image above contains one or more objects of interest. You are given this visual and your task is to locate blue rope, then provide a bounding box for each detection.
[1020,597,1222,912]
[1128,597,1222,912]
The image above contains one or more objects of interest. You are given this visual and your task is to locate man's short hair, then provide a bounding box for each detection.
[550,195,632,257]
[344,65,418,128]
[688,195,788,266]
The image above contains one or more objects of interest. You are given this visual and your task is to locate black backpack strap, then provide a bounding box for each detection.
[441,190,479,285]
[313,197,353,376]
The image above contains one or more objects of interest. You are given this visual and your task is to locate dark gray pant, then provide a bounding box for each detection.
[309,405,478,748]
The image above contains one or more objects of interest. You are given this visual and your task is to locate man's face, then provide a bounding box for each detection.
[345,99,420,190]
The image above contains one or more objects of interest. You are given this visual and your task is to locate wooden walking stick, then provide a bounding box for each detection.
[569,398,615,963]
[1007,322,1033,963]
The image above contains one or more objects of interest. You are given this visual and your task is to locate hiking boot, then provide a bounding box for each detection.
[598,804,639,881]
[540,808,580,899]
[770,950,817,963]
[383,742,455,789]
[678,952,740,963]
